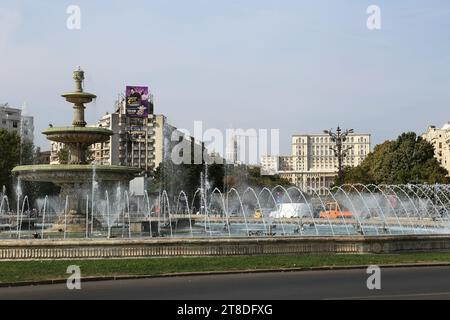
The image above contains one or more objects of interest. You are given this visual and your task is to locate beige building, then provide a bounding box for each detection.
[50,142,64,164]
[261,132,371,194]
[421,123,450,175]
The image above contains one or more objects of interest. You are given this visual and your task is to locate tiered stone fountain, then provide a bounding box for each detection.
[13,68,141,232]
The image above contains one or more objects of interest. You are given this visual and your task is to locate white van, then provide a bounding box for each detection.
[269,203,312,218]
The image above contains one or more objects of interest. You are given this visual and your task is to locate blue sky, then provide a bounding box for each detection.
[1,0,450,155]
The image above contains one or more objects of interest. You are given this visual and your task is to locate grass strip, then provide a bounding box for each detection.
[2,252,450,283]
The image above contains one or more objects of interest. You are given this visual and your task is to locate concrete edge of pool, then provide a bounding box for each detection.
[0,234,449,260]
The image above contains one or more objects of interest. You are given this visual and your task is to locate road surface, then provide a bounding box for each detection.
[1,266,450,300]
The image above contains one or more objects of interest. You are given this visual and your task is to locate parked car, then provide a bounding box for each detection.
[319,201,353,219]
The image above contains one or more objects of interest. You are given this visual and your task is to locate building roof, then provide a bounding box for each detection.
[292,133,371,137]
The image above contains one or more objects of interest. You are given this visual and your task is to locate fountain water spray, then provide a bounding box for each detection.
[41,195,48,239]
[12,69,140,234]
[63,195,68,239]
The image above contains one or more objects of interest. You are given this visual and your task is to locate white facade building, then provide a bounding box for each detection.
[261,132,371,194]
[261,155,279,175]
[0,104,21,135]
[0,104,34,142]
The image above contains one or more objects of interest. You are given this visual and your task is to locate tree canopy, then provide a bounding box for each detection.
[0,129,59,202]
[246,166,292,188]
[343,132,449,185]
[0,129,20,191]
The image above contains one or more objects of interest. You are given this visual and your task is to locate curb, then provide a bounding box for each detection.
[1,262,450,288]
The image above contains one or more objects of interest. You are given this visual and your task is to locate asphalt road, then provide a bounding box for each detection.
[1,266,450,300]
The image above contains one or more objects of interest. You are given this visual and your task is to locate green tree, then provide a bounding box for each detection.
[0,129,20,192]
[20,140,60,202]
[148,165,162,194]
[343,132,449,184]
[149,161,291,205]
[207,163,225,191]
[247,166,292,188]
[0,131,59,202]
[20,139,36,165]
[56,146,69,164]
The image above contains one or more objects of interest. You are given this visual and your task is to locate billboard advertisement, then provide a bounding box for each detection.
[126,86,149,118]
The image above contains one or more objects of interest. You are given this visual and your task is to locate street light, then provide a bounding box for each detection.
[324,126,354,185]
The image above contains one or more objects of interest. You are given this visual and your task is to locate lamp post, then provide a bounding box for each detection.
[324,126,354,186]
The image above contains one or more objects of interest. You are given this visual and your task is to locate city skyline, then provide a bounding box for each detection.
[1,1,450,156]
[2,1,450,301]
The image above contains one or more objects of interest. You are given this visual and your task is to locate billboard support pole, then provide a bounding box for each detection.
[145,117,148,173]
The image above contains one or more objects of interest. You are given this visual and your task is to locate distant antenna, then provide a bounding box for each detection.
[21,102,28,115]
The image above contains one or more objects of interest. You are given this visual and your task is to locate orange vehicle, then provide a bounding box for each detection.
[319,201,353,219]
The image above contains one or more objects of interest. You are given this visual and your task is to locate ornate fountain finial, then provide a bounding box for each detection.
[62,68,96,128]
[73,67,85,92]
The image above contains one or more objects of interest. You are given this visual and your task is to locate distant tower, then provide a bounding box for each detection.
[226,135,239,165]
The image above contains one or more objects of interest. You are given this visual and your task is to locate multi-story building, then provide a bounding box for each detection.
[422,123,450,175]
[261,132,371,194]
[260,155,279,175]
[0,104,22,136]
[0,104,34,142]
[90,111,121,167]
[51,99,213,173]
[90,110,206,171]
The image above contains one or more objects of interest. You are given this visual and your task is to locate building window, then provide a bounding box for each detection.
[13,121,18,128]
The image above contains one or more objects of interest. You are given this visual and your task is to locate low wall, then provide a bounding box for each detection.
[0,235,450,260]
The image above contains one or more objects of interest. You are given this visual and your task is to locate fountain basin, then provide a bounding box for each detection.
[13,164,142,232]
[43,126,112,145]
[61,92,96,104]
[12,164,141,183]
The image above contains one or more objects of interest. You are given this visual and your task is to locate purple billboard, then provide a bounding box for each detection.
[126,86,149,118]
